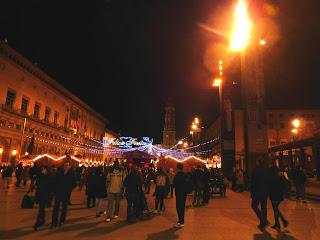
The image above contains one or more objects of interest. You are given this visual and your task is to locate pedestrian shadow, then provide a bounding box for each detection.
[40,221,100,236]
[146,227,179,240]
[1,227,35,239]
[76,220,127,238]
[253,230,297,240]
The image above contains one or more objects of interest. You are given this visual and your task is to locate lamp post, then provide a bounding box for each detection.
[291,119,301,141]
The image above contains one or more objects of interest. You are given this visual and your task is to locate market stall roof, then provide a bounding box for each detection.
[32,154,80,167]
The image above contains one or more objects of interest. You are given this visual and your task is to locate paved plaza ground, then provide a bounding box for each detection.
[1,179,320,240]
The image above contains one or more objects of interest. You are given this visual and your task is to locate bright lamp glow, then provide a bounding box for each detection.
[291,128,298,134]
[0,148,3,154]
[292,119,301,128]
[230,0,252,51]
[11,150,17,156]
[212,78,222,87]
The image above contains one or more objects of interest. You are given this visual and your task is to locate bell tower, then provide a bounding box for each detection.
[162,101,176,148]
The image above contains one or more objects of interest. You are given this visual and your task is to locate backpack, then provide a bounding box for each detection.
[156,175,167,187]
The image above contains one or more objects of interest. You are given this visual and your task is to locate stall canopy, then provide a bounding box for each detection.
[32,154,80,167]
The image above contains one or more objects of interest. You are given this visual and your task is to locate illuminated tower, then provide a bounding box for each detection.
[162,102,176,148]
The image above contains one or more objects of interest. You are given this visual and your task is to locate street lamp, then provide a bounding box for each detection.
[11,149,17,156]
[292,119,301,128]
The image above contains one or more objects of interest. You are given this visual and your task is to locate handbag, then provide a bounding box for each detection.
[21,192,35,209]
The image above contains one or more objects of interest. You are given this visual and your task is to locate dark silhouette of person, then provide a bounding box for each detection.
[51,161,76,227]
[269,166,288,231]
[173,163,187,228]
[34,166,53,230]
[251,158,270,229]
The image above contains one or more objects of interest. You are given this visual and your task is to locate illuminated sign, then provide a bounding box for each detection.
[103,137,153,148]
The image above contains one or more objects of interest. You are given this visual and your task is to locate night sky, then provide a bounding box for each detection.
[1,0,320,143]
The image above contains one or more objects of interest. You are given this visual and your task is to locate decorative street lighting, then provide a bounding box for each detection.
[292,119,301,128]
[11,149,18,156]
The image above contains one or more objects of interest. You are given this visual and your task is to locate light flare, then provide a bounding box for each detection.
[230,0,252,51]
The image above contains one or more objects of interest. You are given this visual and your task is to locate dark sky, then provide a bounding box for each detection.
[1,0,320,143]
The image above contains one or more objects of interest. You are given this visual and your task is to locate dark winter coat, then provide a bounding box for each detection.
[173,171,187,196]
[96,175,107,198]
[269,175,285,202]
[35,173,53,203]
[123,170,142,196]
[251,165,271,199]
[53,168,76,200]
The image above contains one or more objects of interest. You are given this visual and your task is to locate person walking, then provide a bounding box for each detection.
[105,160,124,222]
[95,167,107,217]
[86,168,97,208]
[3,165,13,189]
[51,161,76,228]
[192,165,204,207]
[269,166,288,231]
[173,163,187,228]
[33,166,53,230]
[22,166,30,187]
[251,158,271,230]
[154,167,169,214]
[15,163,23,187]
[293,166,307,200]
[202,165,210,204]
[123,165,142,223]
[167,168,175,198]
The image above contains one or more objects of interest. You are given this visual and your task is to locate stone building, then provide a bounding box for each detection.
[162,101,176,148]
[0,41,108,162]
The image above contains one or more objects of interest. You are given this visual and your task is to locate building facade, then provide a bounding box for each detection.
[0,41,108,162]
[206,108,320,170]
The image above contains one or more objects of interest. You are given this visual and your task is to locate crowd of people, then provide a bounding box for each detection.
[0,158,310,232]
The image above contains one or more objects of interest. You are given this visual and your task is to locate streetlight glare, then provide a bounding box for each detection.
[292,119,301,128]
[178,140,183,145]
[291,128,298,134]
[195,117,199,124]
[191,124,197,130]
[212,78,222,87]
[12,149,17,156]
[259,39,266,46]
[230,0,252,51]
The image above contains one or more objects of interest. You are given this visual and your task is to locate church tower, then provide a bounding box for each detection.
[162,101,176,148]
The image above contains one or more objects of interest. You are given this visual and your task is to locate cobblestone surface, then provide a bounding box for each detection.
[1,178,320,240]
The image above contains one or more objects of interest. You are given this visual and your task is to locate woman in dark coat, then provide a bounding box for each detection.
[34,166,53,230]
[269,166,288,231]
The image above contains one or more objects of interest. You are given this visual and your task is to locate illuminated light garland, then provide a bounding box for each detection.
[32,154,81,163]
[164,155,207,164]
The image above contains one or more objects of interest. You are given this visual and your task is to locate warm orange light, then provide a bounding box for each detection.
[191,124,197,130]
[291,128,298,134]
[178,140,183,145]
[183,142,188,147]
[194,117,199,124]
[212,78,222,87]
[259,39,266,46]
[230,0,252,51]
[0,148,3,154]
[190,131,194,135]
[292,119,301,128]
[11,150,18,156]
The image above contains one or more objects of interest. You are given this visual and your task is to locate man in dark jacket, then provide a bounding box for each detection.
[51,161,76,227]
[173,163,187,228]
[251,158,270,229]
[293,166,307,200]
[123,166,142,222]
[34,166,53,230]
[15,163,23,187]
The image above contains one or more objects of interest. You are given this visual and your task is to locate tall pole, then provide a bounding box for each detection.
[241,50,250,173]
[19,118,27,158]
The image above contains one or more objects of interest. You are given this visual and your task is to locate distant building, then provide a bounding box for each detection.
[162,101,176,148]
[0,41,110,162]
[206,108,320,169]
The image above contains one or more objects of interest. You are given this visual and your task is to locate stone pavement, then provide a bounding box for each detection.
[1,179,320,240]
